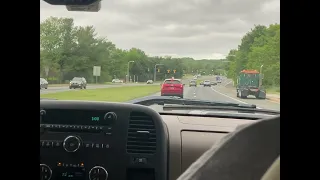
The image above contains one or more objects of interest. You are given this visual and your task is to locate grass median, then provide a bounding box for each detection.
[40,85,160,102]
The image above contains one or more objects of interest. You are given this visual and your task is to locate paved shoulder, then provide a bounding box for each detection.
[211,85,280,111]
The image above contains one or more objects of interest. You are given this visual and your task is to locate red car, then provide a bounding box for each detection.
[161,78,184,98]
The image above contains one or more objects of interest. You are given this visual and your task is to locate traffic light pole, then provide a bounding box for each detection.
[154,64,163,82]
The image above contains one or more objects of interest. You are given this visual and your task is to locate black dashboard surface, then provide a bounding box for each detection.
[40,100,168,180]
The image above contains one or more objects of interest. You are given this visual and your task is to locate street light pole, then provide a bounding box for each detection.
[259,64,264,87]
[154,64,164,82]
[127,61,134,83]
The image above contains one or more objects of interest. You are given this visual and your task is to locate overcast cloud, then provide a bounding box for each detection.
[40,0,280,59]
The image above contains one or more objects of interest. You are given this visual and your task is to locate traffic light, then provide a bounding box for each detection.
[167,69,170,73]
[173,69,176,73]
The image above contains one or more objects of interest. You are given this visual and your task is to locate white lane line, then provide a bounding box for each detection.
[224,81,232,87]
[211,87,262,109]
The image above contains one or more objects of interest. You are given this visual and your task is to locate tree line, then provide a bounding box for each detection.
[40,17,228,83]
[226,24,280,88]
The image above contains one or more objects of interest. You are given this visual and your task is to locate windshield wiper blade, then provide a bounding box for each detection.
[162,104,280,115]
[127,96,256,109]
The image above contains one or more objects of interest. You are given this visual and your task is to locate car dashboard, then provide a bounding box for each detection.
[40,100,259,180]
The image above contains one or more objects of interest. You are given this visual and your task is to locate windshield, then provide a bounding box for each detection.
[40,0,280,113]
[72,78,82,81]
[164,80,181,84]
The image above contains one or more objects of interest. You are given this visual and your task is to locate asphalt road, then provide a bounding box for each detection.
[152,76,280,111]
[149,84,279,111]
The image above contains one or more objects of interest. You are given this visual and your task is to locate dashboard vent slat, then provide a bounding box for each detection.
[126,112,156,154]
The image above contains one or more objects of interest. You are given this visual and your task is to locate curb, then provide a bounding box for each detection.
[267,97,280,103]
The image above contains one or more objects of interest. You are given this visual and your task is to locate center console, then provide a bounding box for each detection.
[40,100,168,180]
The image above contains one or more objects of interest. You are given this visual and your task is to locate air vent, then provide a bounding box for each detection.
[126,112,156,154]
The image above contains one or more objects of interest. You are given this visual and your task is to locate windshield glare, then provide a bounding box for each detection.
[40,0,280,113]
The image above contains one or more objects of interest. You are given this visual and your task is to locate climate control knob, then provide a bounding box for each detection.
[40,164,52,180]
[104,112,117,123]
[89,166,108,180]
[63,135,81,152]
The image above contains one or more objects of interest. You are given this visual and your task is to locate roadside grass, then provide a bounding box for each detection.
[40,85,160,102]
[196,79,202,85]
[267,86,280,95]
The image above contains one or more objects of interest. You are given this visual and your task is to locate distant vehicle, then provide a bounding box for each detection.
[203,80,211,87]
[216,76,222,83]
[161,78,184,98]
[112,79,123,83]
[200,81,204,85]
[236,70,266,99]
[211,81,217,86]
[189,80,197,87]
[69,77,87,89]
[40,78,48,89]
[147,80,153,84]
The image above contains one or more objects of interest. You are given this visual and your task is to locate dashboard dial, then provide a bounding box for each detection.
[89,166,108,180]
[104,112,117,123]
[63,135,81,152]
[40,164,52,180]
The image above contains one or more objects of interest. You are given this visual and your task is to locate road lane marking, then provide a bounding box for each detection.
[224,81,232,87]
[210,87,262,109]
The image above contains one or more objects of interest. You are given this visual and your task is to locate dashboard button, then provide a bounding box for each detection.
[102,144,110,149]
[45,141,53,148]
[134,157,147,164]
[63,136,82,152]
[84,143,91,148]
[89,166,108,180]
[53,125,59,129]
[40,164,52,180]
[45,124,52,128]
[54,141,61,147]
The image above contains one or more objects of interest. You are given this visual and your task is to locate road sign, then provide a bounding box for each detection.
[93,66,101,76]
[158,69,160,72]
[167,69,170,73]
[173,69,176,73]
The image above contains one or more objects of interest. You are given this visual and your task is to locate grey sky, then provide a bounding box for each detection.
[40,0,280,60]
